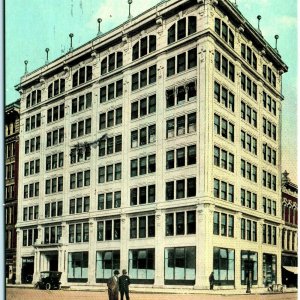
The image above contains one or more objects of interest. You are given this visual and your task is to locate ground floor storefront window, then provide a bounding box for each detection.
[128,248,154,283]
[213,247,235,285]
[164,246,195,285]
[96,250,120,283]
[241,251,258,285]
[263,253,276,287]
[68,252,88,282]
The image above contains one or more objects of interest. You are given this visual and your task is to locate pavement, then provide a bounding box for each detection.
[5,286,298,300]
[6,283,298,295]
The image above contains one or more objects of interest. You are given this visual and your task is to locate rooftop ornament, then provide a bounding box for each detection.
[274,34,279,52]
[257,15,262,33]
[128,0,133,20]
[69,33,74,52]
[45,48,50,64]
[97,18,102,36]
[24,60,28,74]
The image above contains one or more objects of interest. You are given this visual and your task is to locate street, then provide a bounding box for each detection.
[6,288,297,300]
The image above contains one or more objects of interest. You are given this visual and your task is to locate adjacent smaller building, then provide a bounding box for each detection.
[281,171,298,287]
[5,100,20,283]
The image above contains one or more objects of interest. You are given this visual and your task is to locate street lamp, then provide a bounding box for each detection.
[69,33,74,52]
[97,18,102,36]
[128,0,133,20]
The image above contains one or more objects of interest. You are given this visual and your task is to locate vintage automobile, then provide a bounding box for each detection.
[34,271,62,290]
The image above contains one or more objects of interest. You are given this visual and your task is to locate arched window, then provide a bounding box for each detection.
[72,66,92,87]
[48,79,65,98]
[101,52,123,75]
[132,35,156,61]
[289,206,293,223]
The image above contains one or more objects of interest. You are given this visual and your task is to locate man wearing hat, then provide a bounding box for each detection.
[107,270,119,300]
[118,269,131,300]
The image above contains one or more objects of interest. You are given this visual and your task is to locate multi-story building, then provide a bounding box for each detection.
[281,171,298,287]
[15,0,288,290]
[5,100,20,283]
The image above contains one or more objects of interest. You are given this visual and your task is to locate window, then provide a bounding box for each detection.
[22,228,38,246]
[241,251,258,285]
[132,35,156,60]
[26,90,41,108]
[96,251,120,282]
[100,52,123,75]
[241,73,257,100]
[241,218,257,242]
[99,81,123,103]
[46,128,64,147]
[44,225,62,244]
[72,66,92,87]
[213,179,234,202]
[263,64,277,87]
[97,219,120,241]
[164,247,196,285]
[168,16,197,44]
[167,48,197,77]
[98,163,121,183]
[131,95,156,119]
[69,223,89,244]
[166,211,196,236]
[130,215,155,239]
[165,177,196,200]
[48,79,65,98]
[214,19,235,48]
[240,44,257,69]
[130,185,155,206]
[215,51,235,82]
[128,249,155,283]
[213,212,234,237]
[69,171,90,189]
[131,65,156,91]
[23,182,39,198]
[98,135,122,156]
[130,155,155,177]
[67,252,88,282]
[213,247,235,285]
[99,108,122,130]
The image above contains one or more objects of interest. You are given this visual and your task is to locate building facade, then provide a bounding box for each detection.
[15,0,288,290]
[281,171,298,287]
[5,100,20,283]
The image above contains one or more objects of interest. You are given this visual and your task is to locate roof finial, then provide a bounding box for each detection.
[24,60,28,74]
[69,33,74,52]
[128,0,133,20]
[45,48,50,64]
[97,18,102,36]
[257,15,262,32]
[274,34,279,51]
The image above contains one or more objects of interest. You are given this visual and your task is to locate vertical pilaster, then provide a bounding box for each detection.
[154,210,164,287]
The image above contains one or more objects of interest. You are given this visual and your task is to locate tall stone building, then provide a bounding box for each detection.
[281,171,298,287]
[15,0,288,290]
[5,100,20,283]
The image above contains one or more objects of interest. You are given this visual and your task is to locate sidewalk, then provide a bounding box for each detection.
[6,284,298,295]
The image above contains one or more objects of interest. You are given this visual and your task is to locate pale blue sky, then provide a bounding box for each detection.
[4,0,298,182]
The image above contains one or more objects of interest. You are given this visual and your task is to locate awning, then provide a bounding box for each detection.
[283,266,298,274]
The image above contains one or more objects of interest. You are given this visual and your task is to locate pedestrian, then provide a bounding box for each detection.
[107,270,119,300]
[209,272,214,290]
[119,269,131,300]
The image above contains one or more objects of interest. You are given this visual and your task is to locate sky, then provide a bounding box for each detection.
[4,0,298,183]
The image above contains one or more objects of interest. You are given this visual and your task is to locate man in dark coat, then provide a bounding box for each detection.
[107,270,119,300]
[209,272,215,290]
[118,269,131,300]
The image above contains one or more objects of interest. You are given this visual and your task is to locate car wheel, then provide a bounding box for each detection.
[45,283,51,290]
[34,283,39,289]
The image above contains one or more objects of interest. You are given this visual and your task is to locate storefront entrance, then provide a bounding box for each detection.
[41,251,59,272]
[21,257,34,283]
[263,253,277,287]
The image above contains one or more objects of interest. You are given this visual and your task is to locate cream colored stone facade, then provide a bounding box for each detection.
[15,0,288,290]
